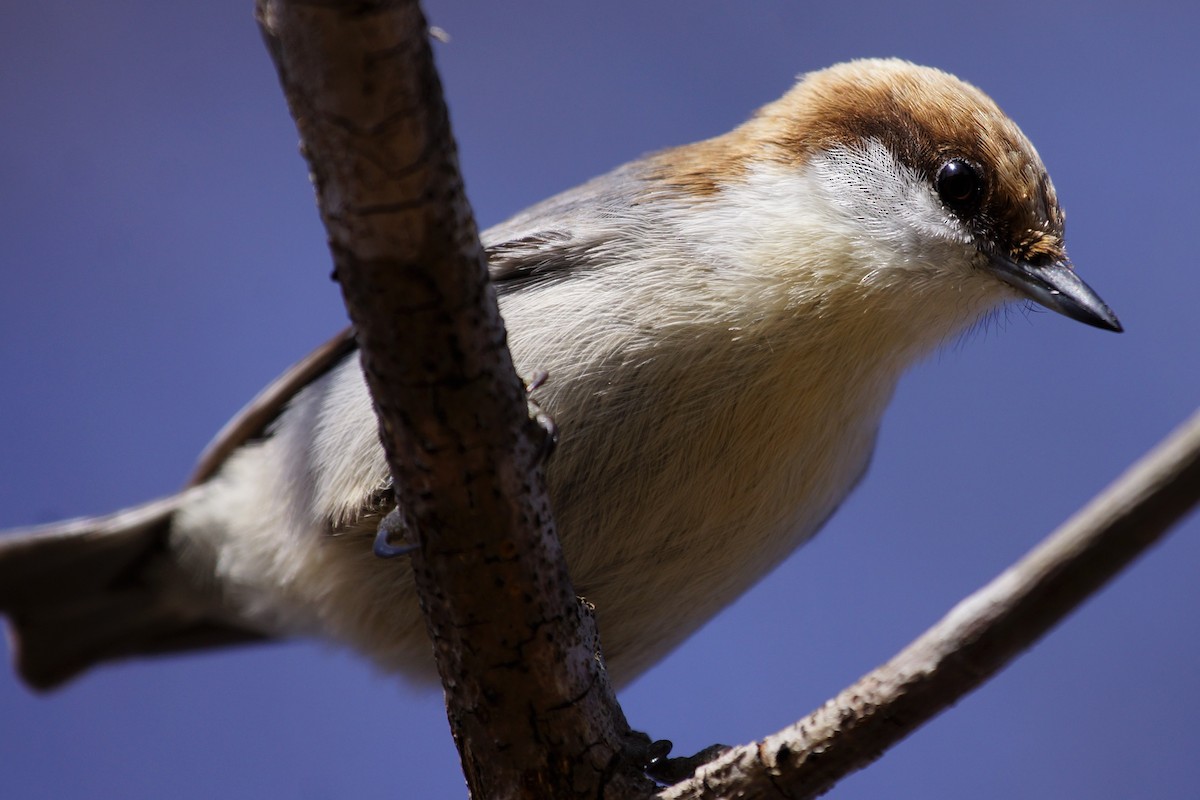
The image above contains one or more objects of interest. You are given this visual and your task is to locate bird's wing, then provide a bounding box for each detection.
[486,165,643,291]
[486,230,585,291]
[187,327,359,486]
[186,166,640,487]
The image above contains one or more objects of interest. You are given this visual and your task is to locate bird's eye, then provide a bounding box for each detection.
[935,159,983,215]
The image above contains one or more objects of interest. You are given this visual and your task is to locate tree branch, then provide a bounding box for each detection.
[255,1,652,797]
[662,407,1200,799]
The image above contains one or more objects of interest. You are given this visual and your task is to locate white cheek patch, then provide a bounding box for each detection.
[666,145,982,299]
[660,143,1006,350]
[810,139,973,256]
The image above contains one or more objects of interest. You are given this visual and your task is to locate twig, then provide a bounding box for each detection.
[662,408,1200,799]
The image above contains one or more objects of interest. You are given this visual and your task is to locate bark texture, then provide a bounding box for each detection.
[256,2,653,797]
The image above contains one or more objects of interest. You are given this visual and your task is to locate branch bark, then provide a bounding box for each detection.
[255,2,652,797]
[662,407,1200,799]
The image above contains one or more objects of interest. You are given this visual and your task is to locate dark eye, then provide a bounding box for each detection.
[935,159,983,215]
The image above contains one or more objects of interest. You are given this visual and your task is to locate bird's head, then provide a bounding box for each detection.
[653,58,1121,335]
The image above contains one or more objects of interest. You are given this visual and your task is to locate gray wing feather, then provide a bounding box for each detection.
[195,161,650,483]
[485,161,648,291]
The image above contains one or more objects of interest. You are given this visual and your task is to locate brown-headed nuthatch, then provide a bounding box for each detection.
[0,59,1120,691]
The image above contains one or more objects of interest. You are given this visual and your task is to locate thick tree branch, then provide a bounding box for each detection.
[663,407,1200,799]
[255,1,652,797]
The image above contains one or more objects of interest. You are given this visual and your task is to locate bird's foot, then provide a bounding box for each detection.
[526,369,558,461]
[373,508,419,558]
[641,738,731,785]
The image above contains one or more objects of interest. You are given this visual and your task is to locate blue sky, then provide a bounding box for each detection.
[2,2,1198,798]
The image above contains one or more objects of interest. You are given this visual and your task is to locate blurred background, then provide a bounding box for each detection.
[2,2,1197,797]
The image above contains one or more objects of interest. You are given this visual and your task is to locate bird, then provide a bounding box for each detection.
[0,58,1120,692]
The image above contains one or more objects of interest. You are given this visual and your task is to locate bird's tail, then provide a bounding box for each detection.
[0,492,267,691]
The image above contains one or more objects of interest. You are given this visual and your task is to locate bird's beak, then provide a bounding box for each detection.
[985,253,1123,332]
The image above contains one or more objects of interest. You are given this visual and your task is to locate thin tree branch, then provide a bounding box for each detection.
[662,407,1200,799]
[255,1,652,797]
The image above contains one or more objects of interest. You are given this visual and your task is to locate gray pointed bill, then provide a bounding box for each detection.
[985,253,1122,332]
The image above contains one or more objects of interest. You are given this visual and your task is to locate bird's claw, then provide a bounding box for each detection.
[373,508,419,558]
[526,370,558,461]
[643,740,730,786]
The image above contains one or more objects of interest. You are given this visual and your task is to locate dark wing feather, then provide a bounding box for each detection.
[187,327,358,486]
[487,231,589,291]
